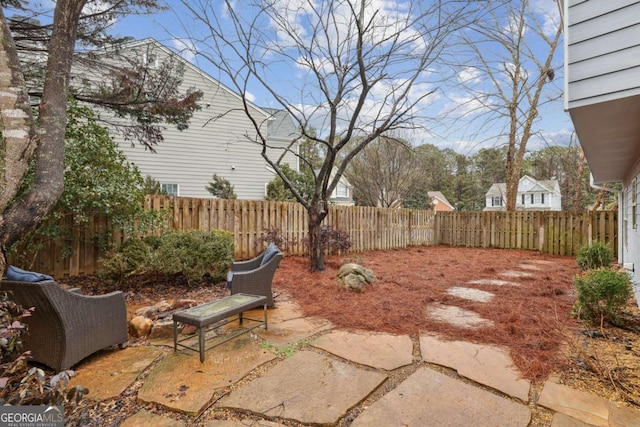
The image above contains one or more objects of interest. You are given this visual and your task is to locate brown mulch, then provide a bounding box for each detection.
[63,245,640,409]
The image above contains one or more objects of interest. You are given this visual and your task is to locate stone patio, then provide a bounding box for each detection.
[66,259,640,425]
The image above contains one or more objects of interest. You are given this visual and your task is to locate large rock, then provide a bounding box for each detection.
[129,315,153,338]
[337,263,376,291]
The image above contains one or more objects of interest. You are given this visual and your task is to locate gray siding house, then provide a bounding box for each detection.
[96,39,300,200]
[562,0,640,306]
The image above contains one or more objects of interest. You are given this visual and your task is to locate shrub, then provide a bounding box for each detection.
[573,268,632,324]
[576,241,614,271]
[100,229,234,284]
[320,226,352,255]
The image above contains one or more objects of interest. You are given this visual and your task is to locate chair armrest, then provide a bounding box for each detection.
[232,255,263,272]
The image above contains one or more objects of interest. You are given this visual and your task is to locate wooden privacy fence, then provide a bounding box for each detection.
[435,210,617,256]
[15,195,616,277]
[142,196,435,260]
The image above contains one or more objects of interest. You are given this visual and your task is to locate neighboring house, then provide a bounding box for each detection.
[483,176,562,211]
[428,191,454,212]
[88,39,300,200]
[324,169,355,206]
[561,0,640,306]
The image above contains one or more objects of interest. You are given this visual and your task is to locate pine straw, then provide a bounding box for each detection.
[273,245,581,382]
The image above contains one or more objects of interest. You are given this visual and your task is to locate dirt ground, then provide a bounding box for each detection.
[64,245,640,412]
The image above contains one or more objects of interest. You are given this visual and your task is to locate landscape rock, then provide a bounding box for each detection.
[149,318,178,340]
[172,299,197,311]
[337,263,376,291]
[129,315,153,338]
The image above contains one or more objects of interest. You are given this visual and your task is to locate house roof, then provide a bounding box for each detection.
[427,191,454,210]
[485,176,559,197]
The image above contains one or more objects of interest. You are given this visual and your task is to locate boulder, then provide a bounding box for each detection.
[129,315,153,338]
[337,263,376,292]
[149,318,178,340]
[171,299,197,311]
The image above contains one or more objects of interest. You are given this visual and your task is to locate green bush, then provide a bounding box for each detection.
[100,230,234,285]
[573,268,631,324]
[576,241,614,271]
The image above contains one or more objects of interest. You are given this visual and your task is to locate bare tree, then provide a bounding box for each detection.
[451,0,563,211]
[180,0,480,271]
[345,136,417,207]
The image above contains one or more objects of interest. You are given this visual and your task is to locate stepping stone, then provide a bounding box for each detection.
[447,286,495,303]
[426,304,494,329]
[518,263,543,271]
[204,420,287,427]
[255,317,333,348]
[350,368,531,427]
[138,336,276,415]
[68,346,163,401]
[217,350,387,425]
[540,381,640,427]
[420,335,530,401]
[500,270,535,278]
[121,409,186,427]
[312,330,413,370]
[525,260,556,265]
[467,278,520,286]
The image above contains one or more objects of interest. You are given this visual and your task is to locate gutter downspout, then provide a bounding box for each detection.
[590,174,625,268]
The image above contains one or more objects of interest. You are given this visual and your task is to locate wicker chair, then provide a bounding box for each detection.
[0,279,128,371]
[228,245,282,308]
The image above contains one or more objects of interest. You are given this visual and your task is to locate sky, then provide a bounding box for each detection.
[26,0,576,156]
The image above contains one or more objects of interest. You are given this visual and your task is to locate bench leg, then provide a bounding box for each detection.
[199,327,205,363]
[173,320,178,352]
[263,304,268,330]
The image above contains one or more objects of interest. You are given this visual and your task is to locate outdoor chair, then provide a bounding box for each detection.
[227,243,282,308]
[1,275,128,371]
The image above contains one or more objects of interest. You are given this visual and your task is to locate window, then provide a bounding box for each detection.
[142,52,159,69]
[534,193,540,204]
[161,183,179,196]
[492,196,503,207]
[335,184,349,198]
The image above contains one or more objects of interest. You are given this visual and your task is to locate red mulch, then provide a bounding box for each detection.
[273,245,582,382]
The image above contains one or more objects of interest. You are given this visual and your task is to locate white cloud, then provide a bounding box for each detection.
[531,0,562,37]
[245,91,256,103]
[457,67,482,85]
[171,38,196,62]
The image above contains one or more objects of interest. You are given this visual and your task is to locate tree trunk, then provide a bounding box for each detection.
[0,0,87,273]
[308,201,327,272]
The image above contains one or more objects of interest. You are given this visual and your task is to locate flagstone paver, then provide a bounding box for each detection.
[542,381,640,427]
[68,346,163,401]
[120,410,186,427]
[217,350,387,425]
[350,368,531,427]
[204,420,288,427]
[539,381,610,426]
[420,335,530,401]
[312,330,413,370]
[551,413,598,426]
[446,286,495,302]
[255,316,333,348]
[467,278,520,286]
[138,336,276,415]
[500,270,535,278]
[518,263,543,271]
[427,303,494,329]
[204,420,287,427]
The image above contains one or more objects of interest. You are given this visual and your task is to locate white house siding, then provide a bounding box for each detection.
[103,40,298,200]
[565,0,640,108]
